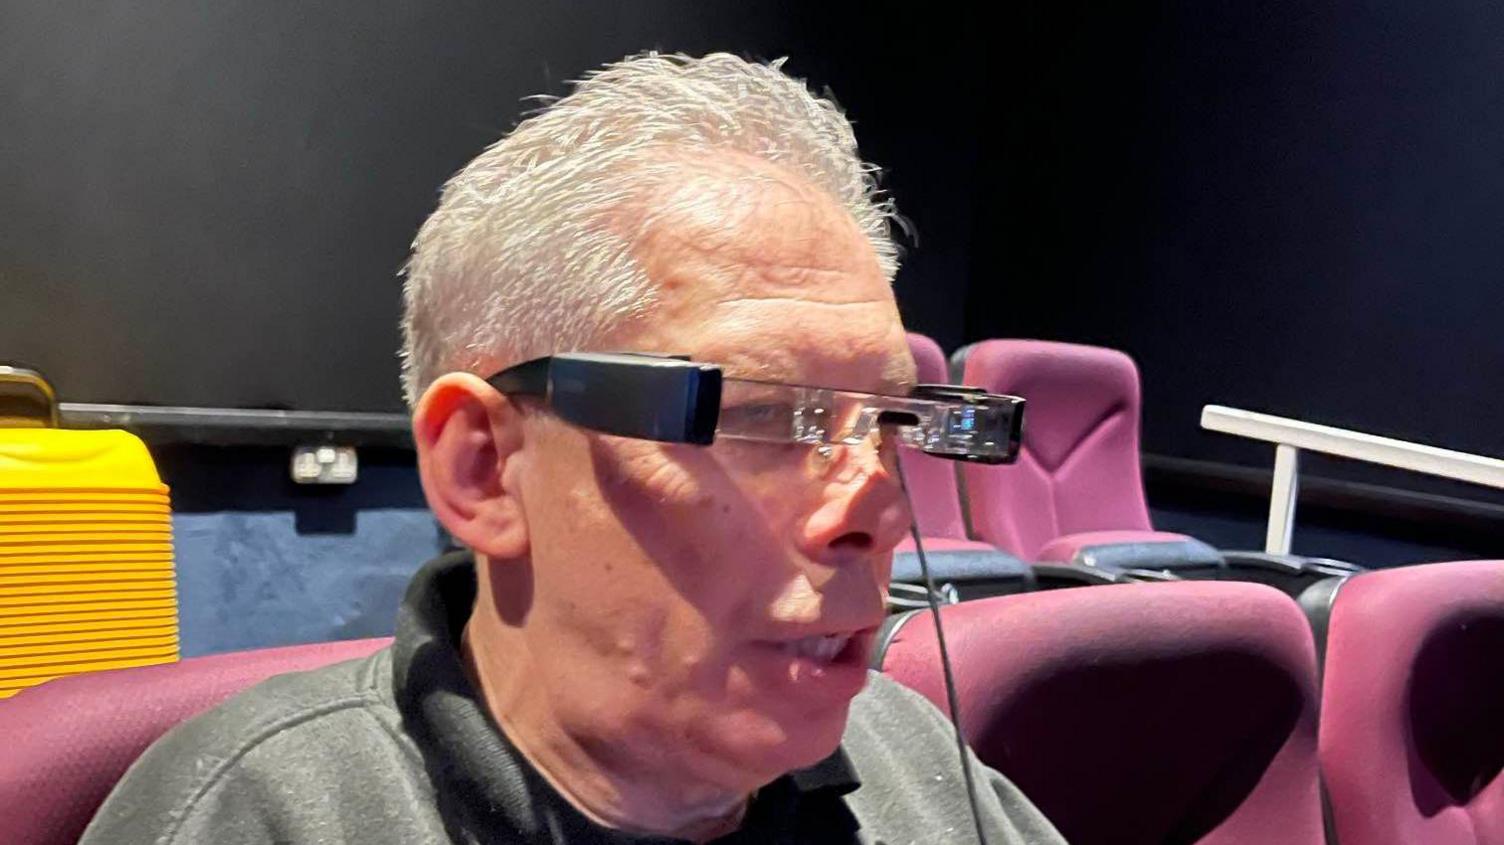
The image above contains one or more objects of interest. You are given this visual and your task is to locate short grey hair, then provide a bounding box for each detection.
[399,52,900,407]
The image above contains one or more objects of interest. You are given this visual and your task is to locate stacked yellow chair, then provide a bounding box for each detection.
[0,428,179,699]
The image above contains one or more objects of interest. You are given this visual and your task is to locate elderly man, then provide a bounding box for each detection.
[82,53,1062,844]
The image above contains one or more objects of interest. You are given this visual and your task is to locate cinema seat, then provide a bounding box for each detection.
[950,339,1365,593]
[0,637,391,845]
[950,340,1222,576]
[1319,560,1504,845]
[897,333,989,551]
[892,334,1146,600]
[878,582,1324,845]
[891,334,1021,605]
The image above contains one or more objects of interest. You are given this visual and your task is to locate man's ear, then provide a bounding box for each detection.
[412,372,529,559]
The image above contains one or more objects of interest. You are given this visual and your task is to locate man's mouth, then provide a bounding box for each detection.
[779,633,853,664]
[743,627,877,703]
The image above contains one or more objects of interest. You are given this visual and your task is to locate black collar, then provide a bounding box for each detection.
[389,552,861,844]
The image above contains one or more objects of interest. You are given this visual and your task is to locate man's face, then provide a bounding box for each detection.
[509,154,915,788]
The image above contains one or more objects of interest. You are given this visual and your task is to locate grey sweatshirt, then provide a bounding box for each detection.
[81,553,1065,844]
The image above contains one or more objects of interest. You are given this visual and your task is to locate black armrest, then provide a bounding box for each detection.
[891,548,1035,603]
[1031,562,1136,590]
[1219,550,1363,596]
[1070,538,1225,578]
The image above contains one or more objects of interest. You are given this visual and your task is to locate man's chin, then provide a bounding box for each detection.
[706,695,857,781]
[776,706,853,770]
[695,651,871,781]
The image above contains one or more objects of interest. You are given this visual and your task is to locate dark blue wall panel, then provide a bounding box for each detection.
[173,508,441,657]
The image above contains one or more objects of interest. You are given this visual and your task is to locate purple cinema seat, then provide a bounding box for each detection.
[890,334,1027,602]
[878,582,1323,845]
[1320,560,1504,845]
[0,637,392,845]
[954,340,1219,574]
[897,332,988,551]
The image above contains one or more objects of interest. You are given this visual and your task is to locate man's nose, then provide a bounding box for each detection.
[795,439,911,562]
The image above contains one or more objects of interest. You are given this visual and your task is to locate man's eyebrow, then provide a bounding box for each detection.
[880,359,919,394]
[714,351,917,393]
[876,380,917,397]
[721,356,788,383]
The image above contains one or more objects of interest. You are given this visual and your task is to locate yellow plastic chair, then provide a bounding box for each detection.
[0,369,178,698]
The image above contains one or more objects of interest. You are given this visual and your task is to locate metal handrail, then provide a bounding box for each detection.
[1201,404,1504,553]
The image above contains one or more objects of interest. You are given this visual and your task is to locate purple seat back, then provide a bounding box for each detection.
[0,637,391,845]
[1320,560,1504,845]
[880,582,1323,844]
[899,332,968,540]
[956,339,1153,559]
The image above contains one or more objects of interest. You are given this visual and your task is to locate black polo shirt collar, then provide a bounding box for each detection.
[390,552,861,844]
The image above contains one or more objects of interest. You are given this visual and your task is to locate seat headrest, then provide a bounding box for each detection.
[1321,560,1504,843]
[958,339,1140,470]
[0,637,391,845]
[880,582,1322,844]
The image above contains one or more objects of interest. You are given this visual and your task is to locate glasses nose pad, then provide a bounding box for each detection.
[815,429,900,485]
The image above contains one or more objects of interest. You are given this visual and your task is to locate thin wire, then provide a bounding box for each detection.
[893,454,989,845]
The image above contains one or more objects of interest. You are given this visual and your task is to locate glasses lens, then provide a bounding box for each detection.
[717,380,1017,462]
[717,382,798,441]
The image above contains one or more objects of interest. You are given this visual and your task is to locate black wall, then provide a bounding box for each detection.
[3,1,1500,509]
[973,2,1504,502]
[0,1,980,411]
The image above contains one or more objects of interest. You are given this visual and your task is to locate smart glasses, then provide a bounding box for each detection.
[485,352,1024,464]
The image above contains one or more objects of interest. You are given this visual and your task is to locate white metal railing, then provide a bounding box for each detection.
[1200,405,1504,554]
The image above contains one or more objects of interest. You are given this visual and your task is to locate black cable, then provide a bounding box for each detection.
[893,456,989,845]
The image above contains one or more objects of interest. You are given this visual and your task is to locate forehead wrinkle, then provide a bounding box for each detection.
[620,153,904,390]
[715,292,890,309]
[630,154,879,292]
[640,204,876,295]
[691,318,913,394]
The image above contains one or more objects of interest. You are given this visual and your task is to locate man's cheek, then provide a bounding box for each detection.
[592,440,802,574]
[596,440,712,504]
